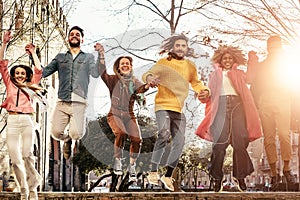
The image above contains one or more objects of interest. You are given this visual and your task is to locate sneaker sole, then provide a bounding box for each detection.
[114,170,123,175]
[129,177,137,182]
[160,177,174,191]
[147,176,159,186]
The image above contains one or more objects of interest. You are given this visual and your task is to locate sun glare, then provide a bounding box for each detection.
[280,44,300,94]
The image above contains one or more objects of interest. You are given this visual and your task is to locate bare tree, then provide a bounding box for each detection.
[0,0,80,191]
[201,0,300,49]
[95,0,300,55]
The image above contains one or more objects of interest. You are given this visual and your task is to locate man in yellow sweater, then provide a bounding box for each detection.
[142,34,210,191]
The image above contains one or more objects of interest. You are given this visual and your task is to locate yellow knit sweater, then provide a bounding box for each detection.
[142,57,209,113]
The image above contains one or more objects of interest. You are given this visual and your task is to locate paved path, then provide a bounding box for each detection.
[1,191,300,200]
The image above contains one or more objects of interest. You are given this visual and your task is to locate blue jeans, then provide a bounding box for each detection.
[151,110,186,168]
[209,95,254,179]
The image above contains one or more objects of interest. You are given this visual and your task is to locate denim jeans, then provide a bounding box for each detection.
[151,110,186,168]
[6,114,42,192]
[209,95,254,179]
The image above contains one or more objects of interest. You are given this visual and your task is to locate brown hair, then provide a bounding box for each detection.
[159,33,197,58]
[68,26,84,37]
[10,65,33,82]
[113,56,133,77]
[10,65,43,92]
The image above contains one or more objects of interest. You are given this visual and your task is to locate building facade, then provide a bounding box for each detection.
[0,0,70,192]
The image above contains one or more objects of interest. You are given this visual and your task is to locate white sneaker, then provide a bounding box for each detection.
[29,174,42,191]
[29,190,38,200]
[128,164,137,182]
[147,171,160,186]
[160,175,174,191]
[114,159,123,175]
[20,188,29,200]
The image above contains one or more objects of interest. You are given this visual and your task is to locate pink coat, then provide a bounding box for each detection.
[0,60,42,113]
[196,63,262,142]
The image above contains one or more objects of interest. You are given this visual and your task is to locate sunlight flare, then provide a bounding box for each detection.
[277,44,300,94]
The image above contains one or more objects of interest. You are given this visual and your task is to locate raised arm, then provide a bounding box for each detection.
[25,43,42,71]
[246,51,259,84]
[0,31,12,60]
[95,43,106,75]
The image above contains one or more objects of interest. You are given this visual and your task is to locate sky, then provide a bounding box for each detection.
[61,0,206,51]
[62,0,114,50]
[60,0,214,147]
[63,0,152,51]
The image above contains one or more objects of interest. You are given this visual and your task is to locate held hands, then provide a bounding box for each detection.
[146,75,160,88]
[95,43,105,57]
[25,43,36,56]
[25,43,42,70]
[144,83,151,90]
[248,51,258,62]
[197,89,210,101]
[95,43,105,65]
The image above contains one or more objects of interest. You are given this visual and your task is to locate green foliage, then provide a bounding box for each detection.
[178,144,211,179]
[178,142,234,180]
[72,117,114,174]
[223,146,233,174]
[71,143,105,174]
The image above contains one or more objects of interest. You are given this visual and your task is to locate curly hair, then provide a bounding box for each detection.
[211,45,246,66]
[159,33,197,58]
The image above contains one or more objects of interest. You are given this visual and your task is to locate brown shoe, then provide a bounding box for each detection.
[63,140,72,160]
[233,177,247,192]
[283,170,296,184]
[213,179,222,192]
[270,174,280,191]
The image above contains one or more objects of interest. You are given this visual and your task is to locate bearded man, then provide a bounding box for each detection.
[41,26,102,160]
[143,34,210,191]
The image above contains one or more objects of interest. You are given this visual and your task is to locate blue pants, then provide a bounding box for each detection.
[209,95,254,180]
[151,110,186,168]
